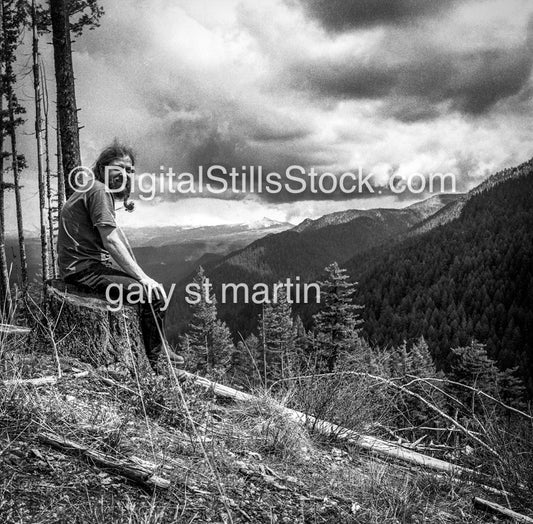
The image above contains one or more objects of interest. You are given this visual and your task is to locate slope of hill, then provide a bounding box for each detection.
[207,194,461,285]
[408,162,529,236]
[349,158,533,392]
[2,348,530,523]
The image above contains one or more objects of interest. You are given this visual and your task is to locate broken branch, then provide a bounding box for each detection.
[38,431,170,489]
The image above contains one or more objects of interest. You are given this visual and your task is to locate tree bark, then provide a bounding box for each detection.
[42,63,57,279]
[2,370,88,387]
[50,0,81,198]
[46,280,151,374]
[7,94,27,289]
[39,431,170,489]
[472,497,533,524]
[32,0,50,284]
[56,112,65,215]
[0,0,12,311]
[2,2,27,289]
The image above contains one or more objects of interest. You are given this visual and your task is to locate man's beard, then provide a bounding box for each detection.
[107,174,132,201]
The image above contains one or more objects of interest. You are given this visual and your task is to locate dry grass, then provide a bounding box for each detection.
[233,391,315,463]
[1,319,530,523]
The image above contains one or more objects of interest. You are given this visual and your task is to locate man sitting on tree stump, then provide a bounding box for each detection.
[57,140,184,371]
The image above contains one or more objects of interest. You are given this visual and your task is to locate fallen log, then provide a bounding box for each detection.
[38,431,170,489]
[1,371,90,387]
[473,497,533,523]
[175,369,476,478]
[0,323,31,335]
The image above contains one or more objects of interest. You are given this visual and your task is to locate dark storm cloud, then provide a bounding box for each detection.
[292,0,458,30]
[286,21,533,120]
[133,109,346,204]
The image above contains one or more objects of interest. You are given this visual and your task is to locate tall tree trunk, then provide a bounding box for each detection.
[2,5,27,290]
[32,0,49,284]
[56,112,65,215]
[7,93,27,289]
[41,59,57,279]
[50,0,81,198]
[0,0,12,312]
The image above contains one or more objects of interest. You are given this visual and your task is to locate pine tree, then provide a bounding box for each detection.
[186,266,217,371]
[497,366,526,411]
[1,0,28,289]
[230,333,261,389]
[49,0,81,196]
[312,262,363,372]
[334,335,380,374]
[292,314,308,374]
[210,319,234,373]
[385,337,442,432]
[410,336,437,377]
[449,341,500,400]
[184,267,234,375]
[257,285,296,386]
[55,111,65,215]
[47,1,103,198]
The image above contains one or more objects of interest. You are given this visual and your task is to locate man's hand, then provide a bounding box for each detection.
[139,276,167,303]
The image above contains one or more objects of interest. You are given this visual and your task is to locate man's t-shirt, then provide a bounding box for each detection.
[57,180,117,278]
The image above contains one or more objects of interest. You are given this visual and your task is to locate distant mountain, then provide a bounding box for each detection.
[293,193,460,234]
[246,217,291,230]
[131,219,293,286]
[408,196,467,235]
[201,193,462,287]
[164,192,463,338]
[123,218,293,248]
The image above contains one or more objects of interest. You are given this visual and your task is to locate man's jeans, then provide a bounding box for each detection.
[64,263,167,365]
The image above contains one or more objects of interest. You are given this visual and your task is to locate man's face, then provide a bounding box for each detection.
[106,156,134,199]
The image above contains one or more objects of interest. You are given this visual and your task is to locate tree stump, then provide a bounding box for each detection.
[46,280,151,374]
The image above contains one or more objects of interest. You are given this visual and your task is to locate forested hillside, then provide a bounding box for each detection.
[210,195,458,284]
[351,160,533,392]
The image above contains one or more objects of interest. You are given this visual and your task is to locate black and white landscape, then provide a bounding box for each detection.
[1,1,533,523]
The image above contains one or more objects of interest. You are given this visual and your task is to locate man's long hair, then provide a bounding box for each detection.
[92,139,136,211]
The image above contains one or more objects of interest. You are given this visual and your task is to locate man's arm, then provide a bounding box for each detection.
[97,225,166,301]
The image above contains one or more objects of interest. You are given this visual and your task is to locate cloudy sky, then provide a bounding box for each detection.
[8,0,533,233]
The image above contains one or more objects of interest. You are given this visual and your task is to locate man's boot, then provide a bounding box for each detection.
[147,344,185,372]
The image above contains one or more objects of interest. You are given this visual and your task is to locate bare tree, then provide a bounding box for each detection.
[41,58,57,278]
[32,0,50,284]
[55,112,64,215]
